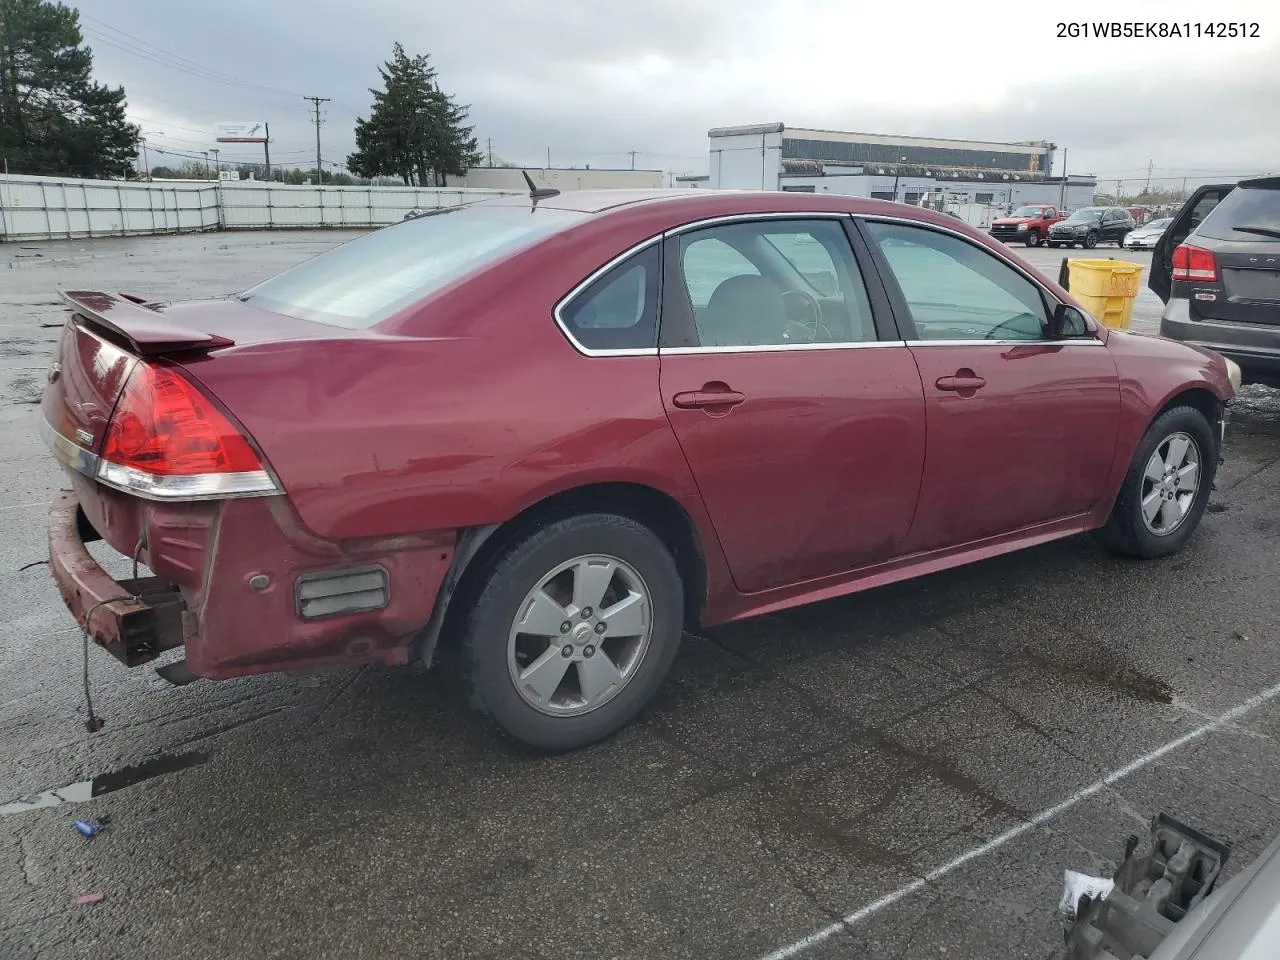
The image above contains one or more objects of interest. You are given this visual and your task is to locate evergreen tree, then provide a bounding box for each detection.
[347,43,481,187]
[0,0,140,177]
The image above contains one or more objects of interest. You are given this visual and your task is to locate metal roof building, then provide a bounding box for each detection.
[707,122,1096,210]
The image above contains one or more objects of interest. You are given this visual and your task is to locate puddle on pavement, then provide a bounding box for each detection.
[0,750,208,816]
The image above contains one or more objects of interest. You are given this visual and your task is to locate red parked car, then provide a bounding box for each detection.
[42,189,1239,751]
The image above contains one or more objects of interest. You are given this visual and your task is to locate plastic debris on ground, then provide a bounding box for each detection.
[1059,870,1115,923]
[76,893,105,905]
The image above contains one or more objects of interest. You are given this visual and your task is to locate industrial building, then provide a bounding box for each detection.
[705,123,1097,211]
[453,166,663,191]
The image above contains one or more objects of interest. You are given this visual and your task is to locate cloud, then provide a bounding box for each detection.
[78,0,1279,184]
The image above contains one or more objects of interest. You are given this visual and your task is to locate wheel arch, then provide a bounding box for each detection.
[415,481,709,667]
[1155,385,1223,423]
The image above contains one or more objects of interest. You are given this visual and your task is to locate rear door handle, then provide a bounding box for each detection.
[672,387,746,410]
[935,374,987,392]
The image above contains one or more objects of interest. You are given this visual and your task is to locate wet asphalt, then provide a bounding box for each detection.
[2,231,1279,960]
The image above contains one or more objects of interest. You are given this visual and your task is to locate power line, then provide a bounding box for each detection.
[80,16,302,99]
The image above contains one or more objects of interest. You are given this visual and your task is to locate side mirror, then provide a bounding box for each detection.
[1050,303,1090,339]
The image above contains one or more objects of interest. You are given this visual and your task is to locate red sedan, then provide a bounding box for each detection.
[42,189,1238,751]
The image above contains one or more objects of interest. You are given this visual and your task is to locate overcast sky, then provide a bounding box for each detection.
[75,0,1277,188]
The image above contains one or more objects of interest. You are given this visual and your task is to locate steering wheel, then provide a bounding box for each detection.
[780,289,833,343]
[983,312,1043,340]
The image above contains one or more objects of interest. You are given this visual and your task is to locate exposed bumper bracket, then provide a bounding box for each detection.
[48,491,186,666]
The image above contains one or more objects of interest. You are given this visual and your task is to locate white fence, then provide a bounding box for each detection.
[0,173,519,242]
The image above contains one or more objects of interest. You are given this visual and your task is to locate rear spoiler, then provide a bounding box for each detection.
[59,290,235,356]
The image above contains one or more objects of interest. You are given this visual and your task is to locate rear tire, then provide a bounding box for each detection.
[1097,406,1218,559]
[462,513,684,752]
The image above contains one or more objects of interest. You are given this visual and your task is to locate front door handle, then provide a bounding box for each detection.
[672,383,746,410]
[935,370,987,394]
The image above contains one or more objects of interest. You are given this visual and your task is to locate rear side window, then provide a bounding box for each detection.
[557,244,661,353]
[239,204,589,328]
[1196,184,1280,241]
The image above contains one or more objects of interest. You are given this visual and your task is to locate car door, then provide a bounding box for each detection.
[1150,185,1236,302]
[858,217,1121,553]
[658,215,927,593]
[1102,208,1125,243]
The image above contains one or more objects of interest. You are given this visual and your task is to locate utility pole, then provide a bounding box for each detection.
[304,96,330,184]
[202,151,210,178]
[1059,148,1067,209]
[210,148,220,177]
[1115,180,1123,203]
[546,146,551,169]
[264,121,272,181]
[487,138,493,167]
[628,150,638,170]
[1143,158,1153,196]
[1180,176,1187,200]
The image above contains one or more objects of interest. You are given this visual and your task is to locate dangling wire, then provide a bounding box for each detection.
[80,538,147,732]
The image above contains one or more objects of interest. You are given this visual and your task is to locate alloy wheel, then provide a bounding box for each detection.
[1140,432,1201,535]
[507,554,653,716]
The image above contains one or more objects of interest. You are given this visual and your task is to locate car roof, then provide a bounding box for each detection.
[481,187,976,230]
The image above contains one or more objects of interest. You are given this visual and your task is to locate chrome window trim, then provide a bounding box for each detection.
[553,209,1107,357]
[904,338,1105,348]
[662,340,904,355]
[552,235,663,358]
[663,210,854,236]
[553,212,863,358]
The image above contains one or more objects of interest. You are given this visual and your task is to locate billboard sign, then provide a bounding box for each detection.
[215,121,268,143]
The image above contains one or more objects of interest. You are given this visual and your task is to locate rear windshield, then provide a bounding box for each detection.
[1196,184,1280,242]
[239,203,589,327]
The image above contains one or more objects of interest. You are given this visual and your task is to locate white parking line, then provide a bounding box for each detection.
[0,500,46,513]
[759,677,1280,960]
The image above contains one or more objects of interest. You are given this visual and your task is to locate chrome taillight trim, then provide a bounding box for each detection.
[95,461,279,501]
[42,416,280,501]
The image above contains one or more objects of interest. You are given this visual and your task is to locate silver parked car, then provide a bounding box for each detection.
[1124,216,1174,250]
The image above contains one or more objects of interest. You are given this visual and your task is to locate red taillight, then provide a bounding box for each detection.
[97,363,277,499]
[1171,244,1217,283]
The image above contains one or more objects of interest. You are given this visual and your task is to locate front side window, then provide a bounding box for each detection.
[866,221,1049,341]
[558,244,660,352]
[672,219,876,348]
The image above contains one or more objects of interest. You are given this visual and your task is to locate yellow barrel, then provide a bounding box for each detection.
[1066,258,1144,329]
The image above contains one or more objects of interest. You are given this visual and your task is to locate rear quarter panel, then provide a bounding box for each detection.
[177,209,716,546]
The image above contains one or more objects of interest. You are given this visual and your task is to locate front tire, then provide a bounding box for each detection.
[463,513,684,751]
[1084,231,1098,249]
[1097,406,1218,559]
[1024,230,1041,247]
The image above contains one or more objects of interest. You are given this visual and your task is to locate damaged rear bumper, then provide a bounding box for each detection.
[48,490,185,666]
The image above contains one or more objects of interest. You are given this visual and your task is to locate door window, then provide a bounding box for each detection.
[558,244,660,351]
[673,219,877,347]
[866,221,1051,341]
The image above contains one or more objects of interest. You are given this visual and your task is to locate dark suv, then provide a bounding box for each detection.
[1154,177,1280,387]
[1046,206,1136,248]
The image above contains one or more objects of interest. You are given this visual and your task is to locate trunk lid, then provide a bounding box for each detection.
[42,291,341,455]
